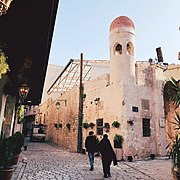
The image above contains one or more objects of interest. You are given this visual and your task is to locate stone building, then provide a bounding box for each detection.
[41,16,180,159]
[22,64,64,135]
[0,0,59,138]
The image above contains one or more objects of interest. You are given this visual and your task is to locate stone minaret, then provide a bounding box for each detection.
[109,16,136,85]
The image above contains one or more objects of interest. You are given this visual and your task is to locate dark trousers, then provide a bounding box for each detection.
[102,157,112,176]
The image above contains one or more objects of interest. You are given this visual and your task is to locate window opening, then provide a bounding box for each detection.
[115,44,122,55]
[96,118,103,135]
[142,118,151,137]
[127,42,134,56]
[132,106,138,112]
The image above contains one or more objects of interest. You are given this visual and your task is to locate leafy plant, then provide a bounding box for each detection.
[164,77,180,109]
[17,105,25,124]
[89,122,95,129]
[168,134,180,174]
[104,122,110,132]
[0,137,14,168]
[12,131,24,155]
[165,77,180,177]
[0,47,10,79]
[166,112,180,174]
[82,122,89,129]
[114,134,124,142]
[114,134,124,148]
[112,121,120,128]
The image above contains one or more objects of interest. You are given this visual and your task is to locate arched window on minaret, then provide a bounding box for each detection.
[127,42,134,56]
[114,44,122,55]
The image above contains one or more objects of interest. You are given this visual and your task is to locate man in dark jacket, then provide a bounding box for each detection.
[96,134,117,178]
[85,131,98,171]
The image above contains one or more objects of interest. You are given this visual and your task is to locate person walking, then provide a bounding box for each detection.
[85,131,98,171]
[96,134,117,178]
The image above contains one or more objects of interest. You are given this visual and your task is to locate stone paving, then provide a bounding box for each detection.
[12,138,173,180]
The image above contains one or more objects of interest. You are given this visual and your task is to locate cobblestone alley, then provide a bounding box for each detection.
[12,138,173,180]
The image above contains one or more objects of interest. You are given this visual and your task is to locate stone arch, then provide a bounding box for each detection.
[127,42,134,56]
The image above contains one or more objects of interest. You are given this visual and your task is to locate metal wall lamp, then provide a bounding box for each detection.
[94,97,100,105]
[55,100,67,110]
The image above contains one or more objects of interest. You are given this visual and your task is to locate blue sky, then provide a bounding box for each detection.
[49,0,180,66]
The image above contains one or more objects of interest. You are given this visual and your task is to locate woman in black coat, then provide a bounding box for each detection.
[96,134,117,178]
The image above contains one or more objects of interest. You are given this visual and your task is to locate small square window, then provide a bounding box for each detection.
[132,106,138,112]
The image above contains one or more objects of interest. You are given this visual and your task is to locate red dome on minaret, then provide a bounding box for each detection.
[110,16,135,31]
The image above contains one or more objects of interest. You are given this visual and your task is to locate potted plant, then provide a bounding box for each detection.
[0,137,14,180]
[104,122,110,132]
[82,122,89,129]
[127,156,133,162]
[13,131,24,155]
[167,133,180,179]
[114,134,124,148]
[11,131,24,165]
[166,113,180,179]
[89,122,95,129]
[164,77,180,179]
[112,121,120,128]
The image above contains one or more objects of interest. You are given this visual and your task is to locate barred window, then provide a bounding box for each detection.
[141,99,150,110]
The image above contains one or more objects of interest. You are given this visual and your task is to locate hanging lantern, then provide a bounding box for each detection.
[18,84,30,98]
[0,0,13,16]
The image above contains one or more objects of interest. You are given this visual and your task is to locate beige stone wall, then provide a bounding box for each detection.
[82,64,167,158]
[151,66,167,156]
[165,102,180,139]
[43,62,169,158]
[164,64,180,81]
[163,65,180,145]
[119,63,166,158]
[135,62,154,86]
[82,73,124,144]
[43,87,79,151]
